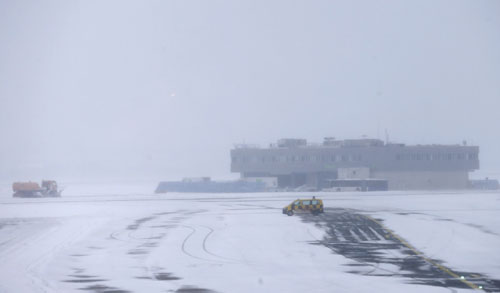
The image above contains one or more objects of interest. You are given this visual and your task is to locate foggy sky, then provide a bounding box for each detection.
[1,0,499,182]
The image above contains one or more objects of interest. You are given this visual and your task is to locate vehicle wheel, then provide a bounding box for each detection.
[287,210,294,216]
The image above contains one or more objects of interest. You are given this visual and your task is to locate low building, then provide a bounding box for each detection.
[155,178,267,193]
[230,138,479,190]
[469,178,499,190]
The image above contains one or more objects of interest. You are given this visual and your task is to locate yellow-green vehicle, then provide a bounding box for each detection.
[282,197,324,216]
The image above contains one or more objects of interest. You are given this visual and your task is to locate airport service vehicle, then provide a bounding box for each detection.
[12,180,61,198]
[282,197,324,216]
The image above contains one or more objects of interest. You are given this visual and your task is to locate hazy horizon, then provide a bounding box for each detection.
[1,0,499,182]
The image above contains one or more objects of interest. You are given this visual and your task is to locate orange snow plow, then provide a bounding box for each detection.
[12,180,61,198]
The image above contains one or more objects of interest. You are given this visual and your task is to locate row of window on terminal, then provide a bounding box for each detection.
[233,154,363,163]
[233,152,478,164]
[395,153,478,161]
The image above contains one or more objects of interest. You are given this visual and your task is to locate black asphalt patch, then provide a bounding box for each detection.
[126,216,156,230]
[154,272,181,281]
[79,284,131,293]
[302,208,500,292]
[175,285,217,293]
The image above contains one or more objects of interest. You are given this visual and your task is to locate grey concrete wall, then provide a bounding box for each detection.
[371,170,469,190]
[338,167,370,179]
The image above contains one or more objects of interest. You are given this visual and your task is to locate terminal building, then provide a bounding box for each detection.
[230,138,480,191]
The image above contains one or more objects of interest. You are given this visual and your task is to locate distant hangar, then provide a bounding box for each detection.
[230,138,479,191]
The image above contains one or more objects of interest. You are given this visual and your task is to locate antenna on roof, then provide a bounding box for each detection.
[377,120,381,140]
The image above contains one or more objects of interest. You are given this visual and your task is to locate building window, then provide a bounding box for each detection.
[468,153,478,160]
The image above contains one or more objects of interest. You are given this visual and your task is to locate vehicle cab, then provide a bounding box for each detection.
[282,197,324,216]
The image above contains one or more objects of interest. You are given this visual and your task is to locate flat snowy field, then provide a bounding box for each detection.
[0,183,498,293]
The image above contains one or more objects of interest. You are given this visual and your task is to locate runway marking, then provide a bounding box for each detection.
[362,214,481,291]
[303,208,499,291]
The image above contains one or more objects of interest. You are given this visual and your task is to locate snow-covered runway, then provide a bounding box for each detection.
[0,184,499,292]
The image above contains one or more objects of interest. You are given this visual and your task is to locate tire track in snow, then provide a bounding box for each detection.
[200,225,242,264]
[179,224,238,264]
[180,225,214,262]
